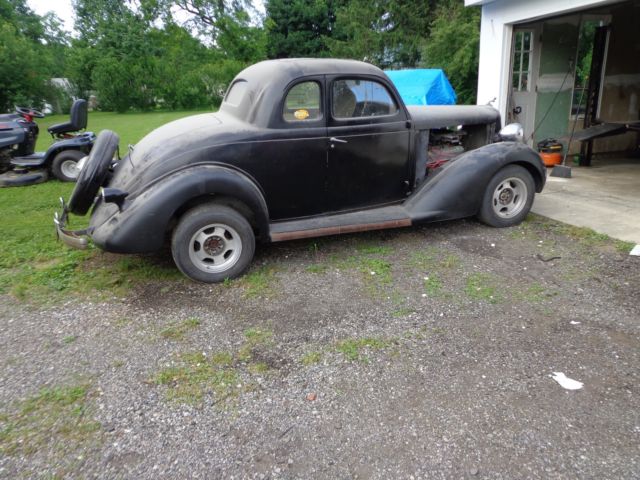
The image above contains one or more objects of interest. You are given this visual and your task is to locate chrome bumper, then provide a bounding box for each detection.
[53,197,90,249]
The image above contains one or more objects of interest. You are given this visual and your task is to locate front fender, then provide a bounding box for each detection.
[90,164,269,253]
[405,142,545,222]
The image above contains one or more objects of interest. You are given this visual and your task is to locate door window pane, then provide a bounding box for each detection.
[512,30,534,92]
[283,81,321,121]
[332,79,398,119]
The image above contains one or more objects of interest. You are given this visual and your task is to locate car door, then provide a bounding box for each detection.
[326,76,411,212]
[256,78,329,220]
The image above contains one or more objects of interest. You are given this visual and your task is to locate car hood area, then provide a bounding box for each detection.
[407,105,500,129]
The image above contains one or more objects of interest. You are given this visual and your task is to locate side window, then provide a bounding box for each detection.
[332,79,398,119]
[225,80,247,106]
[283,81,321,122]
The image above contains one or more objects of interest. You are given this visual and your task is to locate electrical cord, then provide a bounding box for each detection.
[527,67,572,143]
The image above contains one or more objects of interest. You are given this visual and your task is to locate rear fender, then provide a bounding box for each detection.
[42,133,95,164]
[90,165,269,253]
[405,142,545,222]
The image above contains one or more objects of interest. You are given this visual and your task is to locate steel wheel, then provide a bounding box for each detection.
[172,203,255,283]
[491,177,527,218]
[477,164,535,228]
[60,159,81,180]
[188,223,243,273]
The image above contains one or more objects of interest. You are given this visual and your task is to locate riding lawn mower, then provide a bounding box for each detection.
[0,99,95,187]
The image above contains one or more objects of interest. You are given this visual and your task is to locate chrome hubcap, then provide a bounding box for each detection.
[188,223,242,273]
[492,177,527,218]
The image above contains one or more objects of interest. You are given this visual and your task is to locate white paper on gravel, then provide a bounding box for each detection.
[630,245,640,256]
[551,372,584,390]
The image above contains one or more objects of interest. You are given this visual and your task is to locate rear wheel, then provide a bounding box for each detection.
[478,165,535,227]
[171,204,255,283]
[51,150,85,182]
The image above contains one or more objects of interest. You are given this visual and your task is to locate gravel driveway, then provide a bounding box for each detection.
[1,216,639,479]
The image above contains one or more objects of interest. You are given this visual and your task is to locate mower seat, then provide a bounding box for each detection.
[48,99,88,135]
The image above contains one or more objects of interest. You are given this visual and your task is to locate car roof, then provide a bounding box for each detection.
[219,58,394,128]
[238,58,385,85]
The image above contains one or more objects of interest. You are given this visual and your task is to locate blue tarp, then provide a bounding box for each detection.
[384,69,457,106]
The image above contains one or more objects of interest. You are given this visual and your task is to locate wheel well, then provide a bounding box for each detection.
[512,161,544,192]
[167,194,263,240]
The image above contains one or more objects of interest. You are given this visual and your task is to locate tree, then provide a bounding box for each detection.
[421,0,480,104]
[264,0,345,58]
[0,0,69,111]
[328,0,435,69]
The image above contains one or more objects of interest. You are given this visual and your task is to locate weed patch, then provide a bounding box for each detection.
[242,265,278,298]
[154,352,241,404]
[465,273,501,303]
[424,275,443,296]
[160,318,201,341]
[0,384,100,457]
[306,263,329,274]
[155,328,275,404]
[301,351,323,366]
[336,337,393,362]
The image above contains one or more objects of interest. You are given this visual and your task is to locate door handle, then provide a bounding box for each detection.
[329,137,348,144]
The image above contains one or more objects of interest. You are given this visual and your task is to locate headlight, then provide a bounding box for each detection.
[498,123,524,142]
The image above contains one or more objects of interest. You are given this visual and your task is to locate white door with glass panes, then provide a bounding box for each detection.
[509,27,540,144]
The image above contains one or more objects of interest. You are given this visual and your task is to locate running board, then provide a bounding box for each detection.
[269,205,411,242]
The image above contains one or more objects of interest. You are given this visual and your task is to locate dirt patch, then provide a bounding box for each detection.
[0,217,639,479]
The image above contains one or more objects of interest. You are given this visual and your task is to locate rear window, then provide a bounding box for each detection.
[225,80,247,106]
[283,81,321,121]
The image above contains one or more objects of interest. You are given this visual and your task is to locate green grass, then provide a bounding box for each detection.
[306,263,329,274]
[423,275,442,296]
[301,351,323,366]
[154,328,274,404]
[160,317,201,341]
[1,110,201,303]
[154,352,241,405]
[238,327,273,362]
[241,265,278,298]
[520,214,634,253]
[465,272,501,303]
[35,110,209,152]
[0,384,100,457]
[335,337,392,362]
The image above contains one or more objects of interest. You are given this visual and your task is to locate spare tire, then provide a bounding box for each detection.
[68,130,119,215]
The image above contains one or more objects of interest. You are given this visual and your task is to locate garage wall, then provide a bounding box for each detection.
[594,1,640,152]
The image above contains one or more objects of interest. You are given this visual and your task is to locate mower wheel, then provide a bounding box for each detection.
[52,150,86,182]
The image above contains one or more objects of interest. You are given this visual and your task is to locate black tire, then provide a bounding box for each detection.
[51,149,86,182]
[68,130,119,215]
[171,203,255,283]
[477,164,535,227]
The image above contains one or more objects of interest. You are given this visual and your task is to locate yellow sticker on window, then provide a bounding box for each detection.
[294,109,310,120]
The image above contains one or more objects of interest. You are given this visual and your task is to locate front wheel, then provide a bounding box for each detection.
[171,204,255,283]
[477,165,535,227]
[51,150,86,182]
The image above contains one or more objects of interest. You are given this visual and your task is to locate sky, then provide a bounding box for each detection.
[26,0,266,35]
[28,0,75,32]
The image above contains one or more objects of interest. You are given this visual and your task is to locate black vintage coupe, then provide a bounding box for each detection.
[55,58,545,282]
